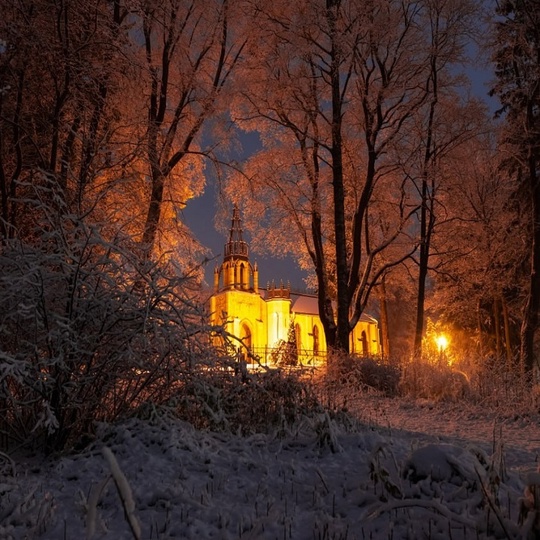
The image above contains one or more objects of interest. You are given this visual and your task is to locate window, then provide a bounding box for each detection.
[361,330,368,356]
[241,323,252,352]
[295,323,301,353]
[313,325,319,356]
[239,263,245,288]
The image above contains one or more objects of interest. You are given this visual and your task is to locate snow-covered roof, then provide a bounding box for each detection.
[291,293,319,315]
[291,292,377,323]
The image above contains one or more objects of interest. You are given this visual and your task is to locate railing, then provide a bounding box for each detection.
[266,281,290,299]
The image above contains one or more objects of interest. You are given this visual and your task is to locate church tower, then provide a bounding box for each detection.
[213,206,259,292]
[209,206,265,357]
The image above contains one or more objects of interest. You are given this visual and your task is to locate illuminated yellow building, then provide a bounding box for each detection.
[209,208,381,365]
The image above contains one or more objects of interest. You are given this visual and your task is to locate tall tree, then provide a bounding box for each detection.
[491,0,540,374]
[427,135,523,362]
[229,0,359,349]
[0,0,129,238]
[135,0,246,257]
[0,0,241,279]
[229,0,476,353]
[411,0,479,357]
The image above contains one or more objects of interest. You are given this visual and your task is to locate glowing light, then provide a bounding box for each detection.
[435,334,449,351]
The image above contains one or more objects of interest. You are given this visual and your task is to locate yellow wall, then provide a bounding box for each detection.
[350,319,381,356]
[210,287,380,366]
[290,313,326,365]
[210,289,266,352]
[266,298,291,349]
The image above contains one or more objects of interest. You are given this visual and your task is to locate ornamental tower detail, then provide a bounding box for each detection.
[213,206,259,292]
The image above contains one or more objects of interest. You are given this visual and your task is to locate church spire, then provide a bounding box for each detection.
[224,205,249,261]
[214,205,257,293]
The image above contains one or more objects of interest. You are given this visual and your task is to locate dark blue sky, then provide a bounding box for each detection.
[182,181,309,291]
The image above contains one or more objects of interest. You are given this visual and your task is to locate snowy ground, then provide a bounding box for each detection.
[1,396,540,540]
[355,395,540,476]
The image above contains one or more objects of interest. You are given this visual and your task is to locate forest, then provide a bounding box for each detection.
[4,1,540,538]
[0,0,539,454]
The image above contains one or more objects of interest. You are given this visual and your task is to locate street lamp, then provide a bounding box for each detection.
[435,334,448,352]
[435,334,449,364]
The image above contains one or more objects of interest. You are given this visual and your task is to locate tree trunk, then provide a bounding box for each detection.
[378,277,391,359]
[494,297,501,359]
[413,28,439,357]
[313,220,337,349]
[477,298,484,358]
[4,70,25,240]
[413,215,429,358]
[141,169,165,251]
[77,82,108,210]
[413,101,437,358]
[520,151,540,375]
[327,0,349,353]
[501,295,513,369]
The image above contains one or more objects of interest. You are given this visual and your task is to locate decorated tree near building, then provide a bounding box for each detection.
[272,320,299,367]
[285,320,299,366]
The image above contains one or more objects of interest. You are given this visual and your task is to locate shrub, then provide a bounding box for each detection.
[399,361,470,401]
[324,354,401,394]
[314,353,401,414]
[468,358,534,411]
[172,367,322,434]
[0,212,218,453]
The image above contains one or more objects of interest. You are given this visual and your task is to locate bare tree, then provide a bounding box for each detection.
[135,0,246,257]
[426,133,523,364]
[410,0,481,357]
[0,0,250,451]
[229,0,455,353]
[0,0,131,238]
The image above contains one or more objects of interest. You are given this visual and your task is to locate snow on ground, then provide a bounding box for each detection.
[1,396,540,540]
[355,395,540,475]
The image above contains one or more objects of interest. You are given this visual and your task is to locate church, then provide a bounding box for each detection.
[209,207,381,366]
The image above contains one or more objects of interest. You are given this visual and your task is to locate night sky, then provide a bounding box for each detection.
[182,184,309,291]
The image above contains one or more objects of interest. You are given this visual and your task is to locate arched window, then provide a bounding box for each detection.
[312,325,319,356]
[241,323,252,352]
[295,323,301,353]
[361,330,368,356]
[239,263,246,288]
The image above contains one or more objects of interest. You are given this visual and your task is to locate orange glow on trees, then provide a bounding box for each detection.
[135,0,247,258]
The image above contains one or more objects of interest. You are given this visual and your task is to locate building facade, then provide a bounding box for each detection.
[209,208,380,365]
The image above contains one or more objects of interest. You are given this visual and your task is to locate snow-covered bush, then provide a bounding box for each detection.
[0,210,217,452]
[399,361,470,401]
[171,368,322,434]
[470,358,532,410]
[354,356,401,395]
[317,353,401,412]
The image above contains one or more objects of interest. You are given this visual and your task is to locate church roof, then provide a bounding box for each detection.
[291,293,318,315]
[290,292,378,323]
